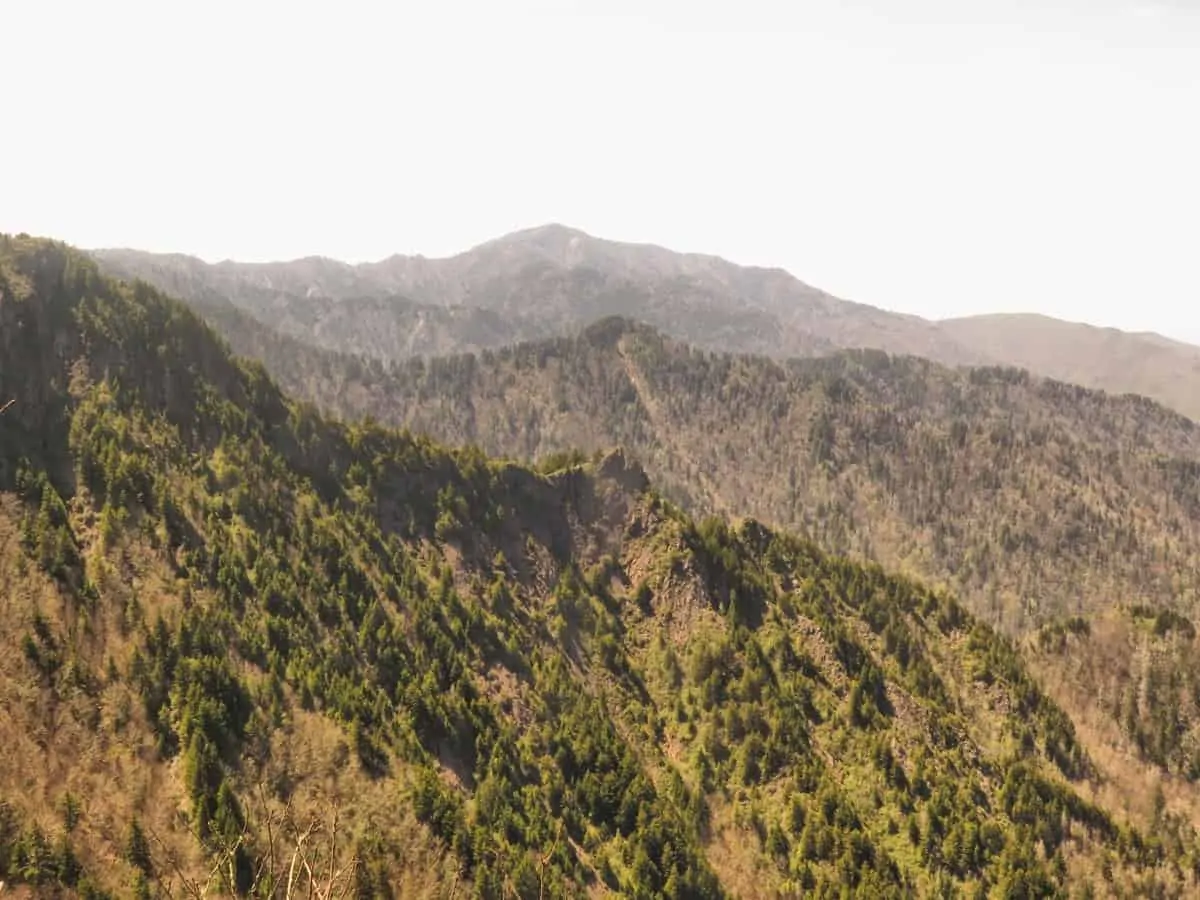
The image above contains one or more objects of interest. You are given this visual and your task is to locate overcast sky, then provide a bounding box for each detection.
[5,0,1199,341]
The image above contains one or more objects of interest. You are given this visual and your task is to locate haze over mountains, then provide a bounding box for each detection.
[94,224,1200,422]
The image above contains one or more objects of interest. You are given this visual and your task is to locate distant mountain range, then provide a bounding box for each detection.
[93,223,1200,421]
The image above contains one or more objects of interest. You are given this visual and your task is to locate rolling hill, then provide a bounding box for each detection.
[6,236,1200,897]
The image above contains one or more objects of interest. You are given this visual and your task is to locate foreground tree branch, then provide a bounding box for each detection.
[147,788,359,899]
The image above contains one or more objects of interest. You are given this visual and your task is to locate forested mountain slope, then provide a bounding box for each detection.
[93,225,1200,421]
[1029,606,1200,793]
[182,316,1200,637]
[1012,602,1200,866]
[4,237,1199,897]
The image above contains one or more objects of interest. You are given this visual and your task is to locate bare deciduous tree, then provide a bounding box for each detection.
[148,786,359,900]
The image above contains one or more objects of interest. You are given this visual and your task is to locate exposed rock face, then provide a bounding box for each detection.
[596,447,650,495]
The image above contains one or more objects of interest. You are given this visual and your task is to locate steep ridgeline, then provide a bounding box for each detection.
[90,246,555,360]
[93,225,1200,422]
[2,238,1197,898]
[202,317,1200,637]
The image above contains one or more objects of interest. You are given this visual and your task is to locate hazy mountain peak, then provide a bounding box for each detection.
[483,221,592,248]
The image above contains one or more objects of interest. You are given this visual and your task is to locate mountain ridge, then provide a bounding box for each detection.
[91,224,1200,421]
[310,319,1200,634]
[91,223,979,366]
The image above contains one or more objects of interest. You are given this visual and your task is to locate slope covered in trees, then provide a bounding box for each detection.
[172,316,1200,637]
[4,237,1199,897]
[1029,607,1200,797]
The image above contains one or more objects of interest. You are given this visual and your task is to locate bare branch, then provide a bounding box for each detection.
[251,783,287,896]
[287,819,320,900]
[325,804,339,896]
[146,826,203,900]
[330,858,360,900]
[144,791,359,900]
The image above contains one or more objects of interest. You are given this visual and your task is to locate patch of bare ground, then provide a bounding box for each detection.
[622,533,725,654]
[702,795,784,899]
[881,686,939,774]
[478,663,534,730]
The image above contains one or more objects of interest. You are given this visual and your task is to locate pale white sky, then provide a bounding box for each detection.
[4,0,1199,341]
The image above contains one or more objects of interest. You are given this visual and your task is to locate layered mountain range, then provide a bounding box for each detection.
[216,318,1200,638]
[92,224,1200,422]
